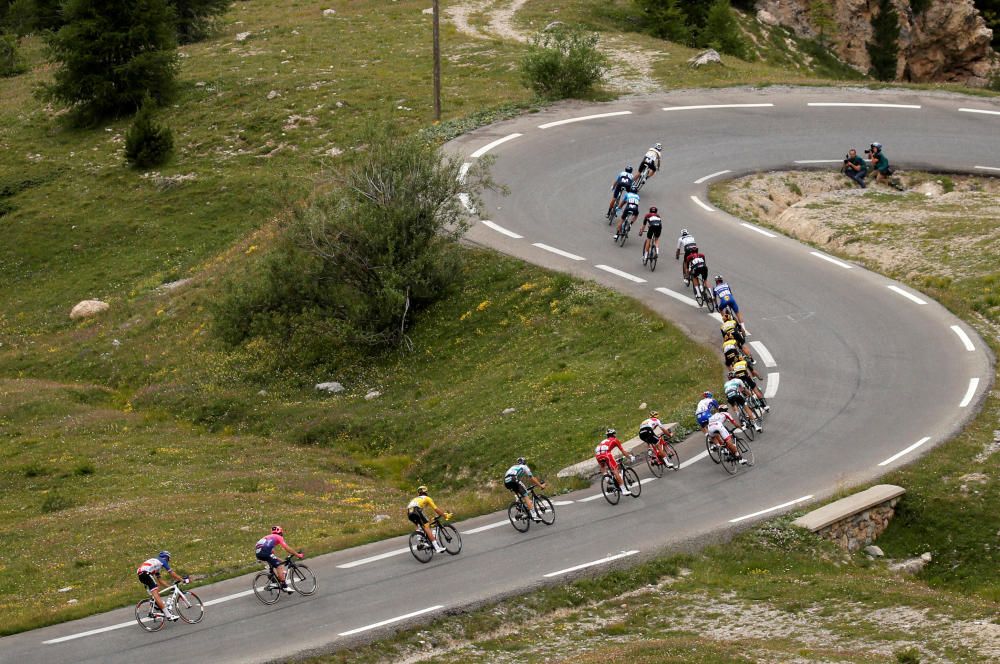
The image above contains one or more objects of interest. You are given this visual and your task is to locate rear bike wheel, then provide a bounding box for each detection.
[706,436,722,464]
[601,474,621,505]
[135,598,165,632]
[662,441,680,471]
[508,501,530,532]
[646,448,665,478]
[535,495,556,525]
[740,416,756,441]
[436,524,463,555]
[649,248,657,271]
[705,288,716,312]
[174,590,204,623]
[721,447,739,475]
[409,532,434,563]
[623,467,641,498]
[252,571,281,605]
[618,220,630,247]
[288,563,317,595]
[692,281,704,305]
[735,433,755,467]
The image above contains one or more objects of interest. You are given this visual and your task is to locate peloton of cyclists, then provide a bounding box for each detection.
[639,206,663,261]
[607,166,634,218]
[638,410,676,469]
[614,187,641,241]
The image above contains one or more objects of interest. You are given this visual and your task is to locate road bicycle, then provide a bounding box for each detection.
[409,515,462,563]
[607,190,624,224]
[615,212,634,247]
[508,484,556,532]
[641,236,658,271]
[252,553,317,605]
[735,403,759,440]
[645,434,680,478]
[135,582,203,632]
[633,170,649,193]
[692,278,716,312]
[746,390,767,422]
[600,456,641,504]
[705,429,755,475]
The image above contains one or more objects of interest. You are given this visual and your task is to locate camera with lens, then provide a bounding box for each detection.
[863,149,872,156]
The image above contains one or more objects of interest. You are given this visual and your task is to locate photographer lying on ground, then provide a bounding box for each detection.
[843,148,868,188]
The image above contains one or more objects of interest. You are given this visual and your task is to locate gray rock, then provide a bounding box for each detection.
[890,557,927,575]
[67,599,78,604]
[159,278,193,292]
[756,9,779,26]
[688,49,722,68]
[544,21,565,32]
[266,89,281,100]
[501,407,516,416]
[316,381,345,394]
[920,551,933,562]
[235,31,251,42]
[58,586,73,593]
[70,299,109,320]
[863,545,884,557]
[364,390,381,401]
[322,8,336,16]
[373,514,390,523]
[239,525,251,532]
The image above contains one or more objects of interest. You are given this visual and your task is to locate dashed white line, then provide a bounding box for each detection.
[809,251,853,269]
[950,325,975,351]
[43,621,134,645]
[552,500,575,506]
[878,437,932,467]
[538,111,632,129]
[959,107,1000,116]
[480,220,523,239]
[887,285,927,305]
[764,372,779,399]
[663,103,774,111]
[729,495,813,523]
[458,162,471,184]
[741,223,777,238]
[544,550,639,578]
[464,520,510,534]
[655,287,698,307]
[595,264,647,283]
[959,378,980,408]
[807,102,921,109]
[204,589,255,607]
[338,605,445,637]
[578,493,607,503]
[708,312,723,322]
[679,450,709,469]
[794,159,843,164]
[533,243,585,261]
[469,133,522,158]
[750,341,776,368]
[974,165,1000,172]
[337,548,409,569]
[690,195,716,212]
[694,170,732,184]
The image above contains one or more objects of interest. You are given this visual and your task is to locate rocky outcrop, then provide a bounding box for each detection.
[755,0,996,85]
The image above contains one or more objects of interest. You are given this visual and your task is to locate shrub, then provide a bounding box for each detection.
[169,0,231,44]
[0,31,25,77]
[124,101,174,169]
[699,0,749,59]
[41,492,73,513]
[634,0,691,44]
[520,26,606,99]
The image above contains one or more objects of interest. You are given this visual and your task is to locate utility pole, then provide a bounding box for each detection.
[433,0,441,120]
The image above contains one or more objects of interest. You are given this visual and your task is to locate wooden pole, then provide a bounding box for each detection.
[433,0,441,120]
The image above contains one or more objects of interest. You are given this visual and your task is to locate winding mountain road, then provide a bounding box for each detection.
[1,87,994,664]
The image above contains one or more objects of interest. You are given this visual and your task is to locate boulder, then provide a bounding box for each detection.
[501,407,516,416]
[322,8,336,16]
[266,90,281,100]
[864,545,885,558]
[688,49,722,68]
[364,390,381,401]
[315,381,344,394]
[544,21,565,32]
[70,300,109,320]
[756,9,780,27]
[235,31,251,42]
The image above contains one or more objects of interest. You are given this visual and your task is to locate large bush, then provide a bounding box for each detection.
[124,101,174,168]
[520,26,606,99]
[700,0,749,59]
[169,0,230,43]
[634,0,690,43]
[0,31,25,76]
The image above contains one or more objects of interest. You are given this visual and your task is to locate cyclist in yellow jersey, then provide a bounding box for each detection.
[407,486,451,553]
[721,311,754,360]
[732,357,769,411]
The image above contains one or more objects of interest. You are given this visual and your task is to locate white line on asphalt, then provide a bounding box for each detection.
[807,102,921,109]
[458,193,475,213]
[959,378,980,408]
[764,372,779,399]
[204,589,255,607]
[729,495,814,523]
[578,493,606,503]
[595,264,647,283]
[458,162,471,184]
[794,159,843,164]
[338,605,445,637]
[950,325,975,351]
[690,195,716,212]
[750,341,776,368]
[533,243,585,261]
[679,450,709,469]
[958,107,1000,116]
[552,500,575,506]
[694,170,732,184]
[810,251,853,269]
[663,103,774,111]
[481,220,523,239]
[337,548,409,569]
[544,550,640,578]
[741,222,777,237]
[538,111,632,129]
[464,520,510,534]
[708,312,723,322]
[878,437,932,467]
[887,285,927,305]
[43,620,134,644]
[974,165,1000,172]
[469,133,522,158]
[655,287,698,307]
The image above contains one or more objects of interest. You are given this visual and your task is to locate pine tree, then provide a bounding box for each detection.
[42,0,178,126]
[808,1,838,47]
[867,0,900,81]
[125,99,174,168]
[169,0,230,44]
[635,0,691,44]
[700,0,749,59]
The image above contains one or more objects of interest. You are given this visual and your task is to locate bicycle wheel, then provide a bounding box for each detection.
[623,467,641,497]
[649,249,657,271]
[646,448,664,478]
[409,531,433,563]
[436,524,462,555]
[618,221,629,247]
[535,495,556,525]
[135,598,165,632]
[735,433,755,467]
[174,590,204,623]
[721,447,739,475]
[252,571,281,605]
[288,563,317,595]
[705,436,722,464]
[662,441,680,471]
[508,501,530,532]
[740,416,756,441]
[601,474,621,505]
[705,289,716,312]
[692,281,704,305]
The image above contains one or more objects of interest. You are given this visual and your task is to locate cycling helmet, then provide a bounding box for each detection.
[649,410,659,418]
[158,550,171,562]
[718,404,729,411]
[271,525,283,535]
[871,141,882,150]
[714,274,724,283]
[516,456,526,465]
[606,428,617,437]
[655,143,663,151]
[703,391,713,398]
[680,229,689,237]
[417,485,428,495]
[625,165,633,173]
[649,206,658,214]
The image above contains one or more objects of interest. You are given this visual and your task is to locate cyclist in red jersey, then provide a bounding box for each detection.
[594,428,632,489]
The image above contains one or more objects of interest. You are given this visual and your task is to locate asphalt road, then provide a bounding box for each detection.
[2,87,994,664]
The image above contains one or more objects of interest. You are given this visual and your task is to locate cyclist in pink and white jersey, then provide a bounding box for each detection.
[255,525,303,593]
[136,550,189,621]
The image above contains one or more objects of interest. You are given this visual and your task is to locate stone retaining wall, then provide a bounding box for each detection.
[792,484,905,552]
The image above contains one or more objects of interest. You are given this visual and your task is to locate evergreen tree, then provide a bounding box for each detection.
[700,0,749,59]
[635,0,691,44]
[168,0,230,44]
[42,0,178,126]
[0,31,26,76]
[867,0,900,81]
[808,0,838,46]
[125,98,174,168]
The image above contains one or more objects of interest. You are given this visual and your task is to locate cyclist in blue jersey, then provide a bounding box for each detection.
[713,275,748,334]
[606,166,634,218]
[695,391,719,433]
[615,188,640,241]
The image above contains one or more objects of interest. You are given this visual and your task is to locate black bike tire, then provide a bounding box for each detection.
[601,474,620,505]
[623,467,641,497]
[437,524,463,555]
[646,448,665,478]
[649,248,657,271]
[663,441,680,471]
[252,571,281,605]
[706,436,722,464]
[175,590,204,624]
[135,598,165,632]
[706,288,717,312]
[736,433,755,467]
[508,501,530,532]
[288,563,317,595]
[618,220,630,247]
[741,416,756,441]
[536,495,556,525]
[409,532,433,563]
[721,447,739,475]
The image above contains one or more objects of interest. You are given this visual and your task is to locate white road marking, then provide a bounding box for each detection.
[810,251,853,269]
[974,165,1000,172]
[679,450,709,469]
[750,341,776,367]
[694,170,732,184]
[807,102,921,109]
[338,605,444,637]
[458,193,475,213]
[595,264,647,283]
[878,437,932,467]
[655,287,698,307]
[204,589,255,607]
[950,325,975,351]
[959,378,980,408]
[887,285,927,305]
[337,548,409,569]
[729,495,814,523]
[533,243,585,261]
[458,162,471,184]
[481,220,523,239]
[552,500,575,506]
[469,133,522,158]
[764,372,779,398]
[578,493,607,503]
[544,550,639,578]
[708,312,723,322]
[959,107,1000,116]
[538,111,632,129]
[794,159,843,164]
[690,195,715,212]
[663,103,774,111]
[741,222,777,237]
[464,520,510,534]
[43,620,134,644]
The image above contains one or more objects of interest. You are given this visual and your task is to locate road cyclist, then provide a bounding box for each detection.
[255,526,304,593]
[732,355,769,413]
[639,206,663,264]
[675,230,699,284]
[707,404,749,465]
[136,551,190,622]
[634,142,662,190]
[594,428,634,492]
[712,275,749,334]
[606,165,634,221]
[724,372,762,433]
[695,391,719,433]
[614,187,641,243]
[720,310,754,363]
[687,247,710,302]
[504,457,547,522]
[638,410,676,469]
[407,485,452,553]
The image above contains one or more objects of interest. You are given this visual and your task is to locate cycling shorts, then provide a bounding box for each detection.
[691,263,708,281]
[683,244,698,258]
[707,422,732,443]
[504,476,527,497]
[718,296,740,314]
[612,183,628,199]
[639,157,657,174]
[407,507,428,527]
[638,429,660,446]
[738,374,757,391]
[622,204,639,220]
[138,571,158,591]
[256,551,282,569]
[595,452,619,471]
[696,411,712,427]
[645,222,662,239]
[727,393,746,408]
